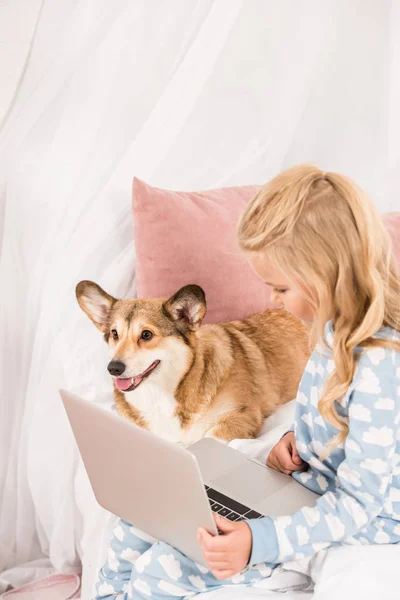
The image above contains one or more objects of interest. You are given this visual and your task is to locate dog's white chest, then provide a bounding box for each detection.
[125,382,184,443]
[124,381,214,446]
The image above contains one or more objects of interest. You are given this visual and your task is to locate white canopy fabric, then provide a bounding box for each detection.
[1,0,400,591]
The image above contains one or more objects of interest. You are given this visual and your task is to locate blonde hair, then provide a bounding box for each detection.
[237,164,400,460]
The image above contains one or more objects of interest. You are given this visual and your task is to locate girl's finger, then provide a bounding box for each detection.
[280,444,304,471]
[274,454,293,475]
[198,527,216,545]
[206,560,232,570]
[198,530,228,552]
[290,440,305,465]
[198,527,214,538]
[291,461,307,471]
[204,550,231,562]
[270,456,291,475]
[266,454,280,471]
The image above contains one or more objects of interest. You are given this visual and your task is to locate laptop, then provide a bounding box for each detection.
[60,388,318,566]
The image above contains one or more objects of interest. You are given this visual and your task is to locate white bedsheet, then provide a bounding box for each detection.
[198,544,400,600]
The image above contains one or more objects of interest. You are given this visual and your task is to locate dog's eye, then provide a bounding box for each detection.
[111,329,118,340]
[141,330,153,341]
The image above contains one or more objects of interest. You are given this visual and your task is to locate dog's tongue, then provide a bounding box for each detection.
[115,375,142,391]
[115,361,160,391]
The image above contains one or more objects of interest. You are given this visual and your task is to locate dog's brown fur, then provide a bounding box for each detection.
[76,282,310,445]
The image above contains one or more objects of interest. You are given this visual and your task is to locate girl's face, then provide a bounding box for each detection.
[246,252,316,327]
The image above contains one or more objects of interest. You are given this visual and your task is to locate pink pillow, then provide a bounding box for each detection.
[132,177,400,324]
[132,178,268,323]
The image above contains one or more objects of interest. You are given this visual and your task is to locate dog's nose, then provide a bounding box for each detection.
[107,360,126,377]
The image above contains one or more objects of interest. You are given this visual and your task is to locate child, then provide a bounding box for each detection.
[93,164,400,599]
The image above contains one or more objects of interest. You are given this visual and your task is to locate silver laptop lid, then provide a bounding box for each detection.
[59,388,218,564]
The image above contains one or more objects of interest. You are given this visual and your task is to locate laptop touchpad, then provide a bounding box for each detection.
[212,459,289,504]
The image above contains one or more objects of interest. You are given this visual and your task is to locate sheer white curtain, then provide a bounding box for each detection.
[1,0,399,589]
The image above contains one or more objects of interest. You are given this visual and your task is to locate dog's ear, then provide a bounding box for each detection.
[76,280,117,333]
[163,285,206,333]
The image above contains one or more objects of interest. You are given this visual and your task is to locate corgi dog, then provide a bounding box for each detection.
[76,281,310,446]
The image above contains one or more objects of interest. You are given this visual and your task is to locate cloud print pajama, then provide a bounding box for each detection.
[94,320,400,599]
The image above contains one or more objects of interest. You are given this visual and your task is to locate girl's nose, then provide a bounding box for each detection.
[270,290,280,305]
[270,291,284,309]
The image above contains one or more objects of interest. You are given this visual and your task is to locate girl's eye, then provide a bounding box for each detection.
[141,330,153,341]
[275,289,288,294]
[111,329,118,340]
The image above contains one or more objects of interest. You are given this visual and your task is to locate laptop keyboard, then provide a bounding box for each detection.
[205,486,265,522]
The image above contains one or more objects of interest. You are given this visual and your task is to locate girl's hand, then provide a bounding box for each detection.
[198,513,252,579]
[266,431,308,475]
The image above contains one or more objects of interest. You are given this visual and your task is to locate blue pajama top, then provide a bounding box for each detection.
[248,320,400,565]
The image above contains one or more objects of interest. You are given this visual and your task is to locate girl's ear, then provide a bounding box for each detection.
[163,284,206,333]
[76,280,117,333]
